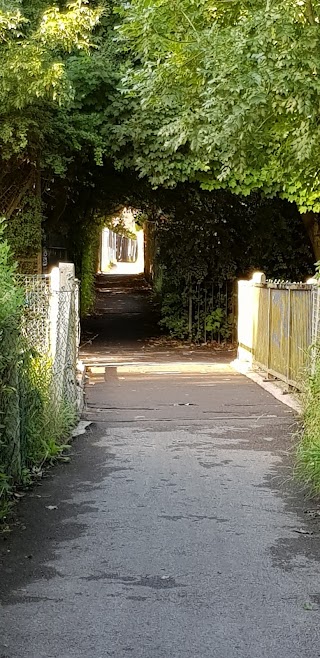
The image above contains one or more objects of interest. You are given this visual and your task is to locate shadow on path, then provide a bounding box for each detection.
[2,272,320,658]
[81,273,160,358]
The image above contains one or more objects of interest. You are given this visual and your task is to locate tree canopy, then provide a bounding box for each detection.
[0,1,104,162]
[112,0,320,213]
[2,1,320,212]
[1,0,320,276]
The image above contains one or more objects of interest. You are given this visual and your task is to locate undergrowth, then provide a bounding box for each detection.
[0,359,77,528]
[0,224,77,528]
[79,215,103,317]
[296,350,320,496]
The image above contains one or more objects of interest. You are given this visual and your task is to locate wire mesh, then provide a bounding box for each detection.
[17,274,51,354]
[51,280,80,409]
[312,287,320,345]
[17,272,80,411]
[1,269,81,483]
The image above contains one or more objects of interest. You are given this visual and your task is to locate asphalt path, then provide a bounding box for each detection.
[1,274,320,657]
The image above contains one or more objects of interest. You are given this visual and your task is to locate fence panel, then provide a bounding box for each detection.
[269,287,290,379]
[17,274,51,354]
[254,285,269,367]
[289,288,312,384]
[19,264,81,411]
[186,279,235,344]
[116,235,138,262]
[312,287,320,344]
[238,273,314,390]
[1,264,81,483]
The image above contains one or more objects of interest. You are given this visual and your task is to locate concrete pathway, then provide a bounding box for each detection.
[1,275,320,657]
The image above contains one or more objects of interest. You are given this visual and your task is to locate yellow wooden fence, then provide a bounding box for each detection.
[238,273,316,390]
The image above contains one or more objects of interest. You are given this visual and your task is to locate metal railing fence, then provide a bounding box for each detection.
[186,279,236,343]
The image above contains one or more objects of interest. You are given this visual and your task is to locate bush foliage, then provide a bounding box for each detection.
[151,187,314,341]
[0,227,76,525]
[296,350,320,495]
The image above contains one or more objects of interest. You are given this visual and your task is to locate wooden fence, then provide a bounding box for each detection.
[238,272,318,390]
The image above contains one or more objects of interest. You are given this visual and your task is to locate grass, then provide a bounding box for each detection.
[296,351,320,496]
[0,231,79,529]
[0,472,14,528]
[0,404,76,531]
[0,358,78,531]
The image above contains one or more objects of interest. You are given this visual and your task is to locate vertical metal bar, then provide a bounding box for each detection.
[234,279,238,344]
[226,281,228,342]
[211,282,214,342]
[218,282,221,344]
[189,286,193,342]
[286,288,291,386]
[197,284,200,342]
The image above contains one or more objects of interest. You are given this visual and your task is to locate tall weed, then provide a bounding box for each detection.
[296,348,320,495]
[0,223,77,526]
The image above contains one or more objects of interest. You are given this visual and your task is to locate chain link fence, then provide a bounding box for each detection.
[0,263,82,484]
[310,285,320,376]
[17,274,51,354]
[312,286,320,345]
[50,274,81,411]
[18,265,81,412]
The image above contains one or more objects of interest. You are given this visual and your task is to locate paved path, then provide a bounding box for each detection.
[1,275,320,657]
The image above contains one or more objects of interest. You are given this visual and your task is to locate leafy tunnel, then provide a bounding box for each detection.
[0,0,319,338]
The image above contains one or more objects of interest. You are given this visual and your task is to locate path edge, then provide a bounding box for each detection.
[231,359,302,414]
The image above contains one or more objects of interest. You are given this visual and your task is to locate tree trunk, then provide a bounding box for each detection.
[305,0,317,25]
[301,212,320,262]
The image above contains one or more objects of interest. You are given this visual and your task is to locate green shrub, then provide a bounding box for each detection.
[296,350,320,495]
[0,221,24,481]
[158,273,234,343]
[159,290,189,338]
[19,353,77,468]
[0,222,77,526]
[80,239,97,316]
[5,195,42,260]
[79,217,103,316]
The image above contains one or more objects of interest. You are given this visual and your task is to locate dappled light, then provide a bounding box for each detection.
[2,1,320,654]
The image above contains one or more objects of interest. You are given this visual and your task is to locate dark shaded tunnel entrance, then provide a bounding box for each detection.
[81,273,161,363]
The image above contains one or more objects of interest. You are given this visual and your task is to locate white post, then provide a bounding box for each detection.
[49,266,60,360]
[237,272,265,365]
[50,263,76,407]
[101,228,110,273]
